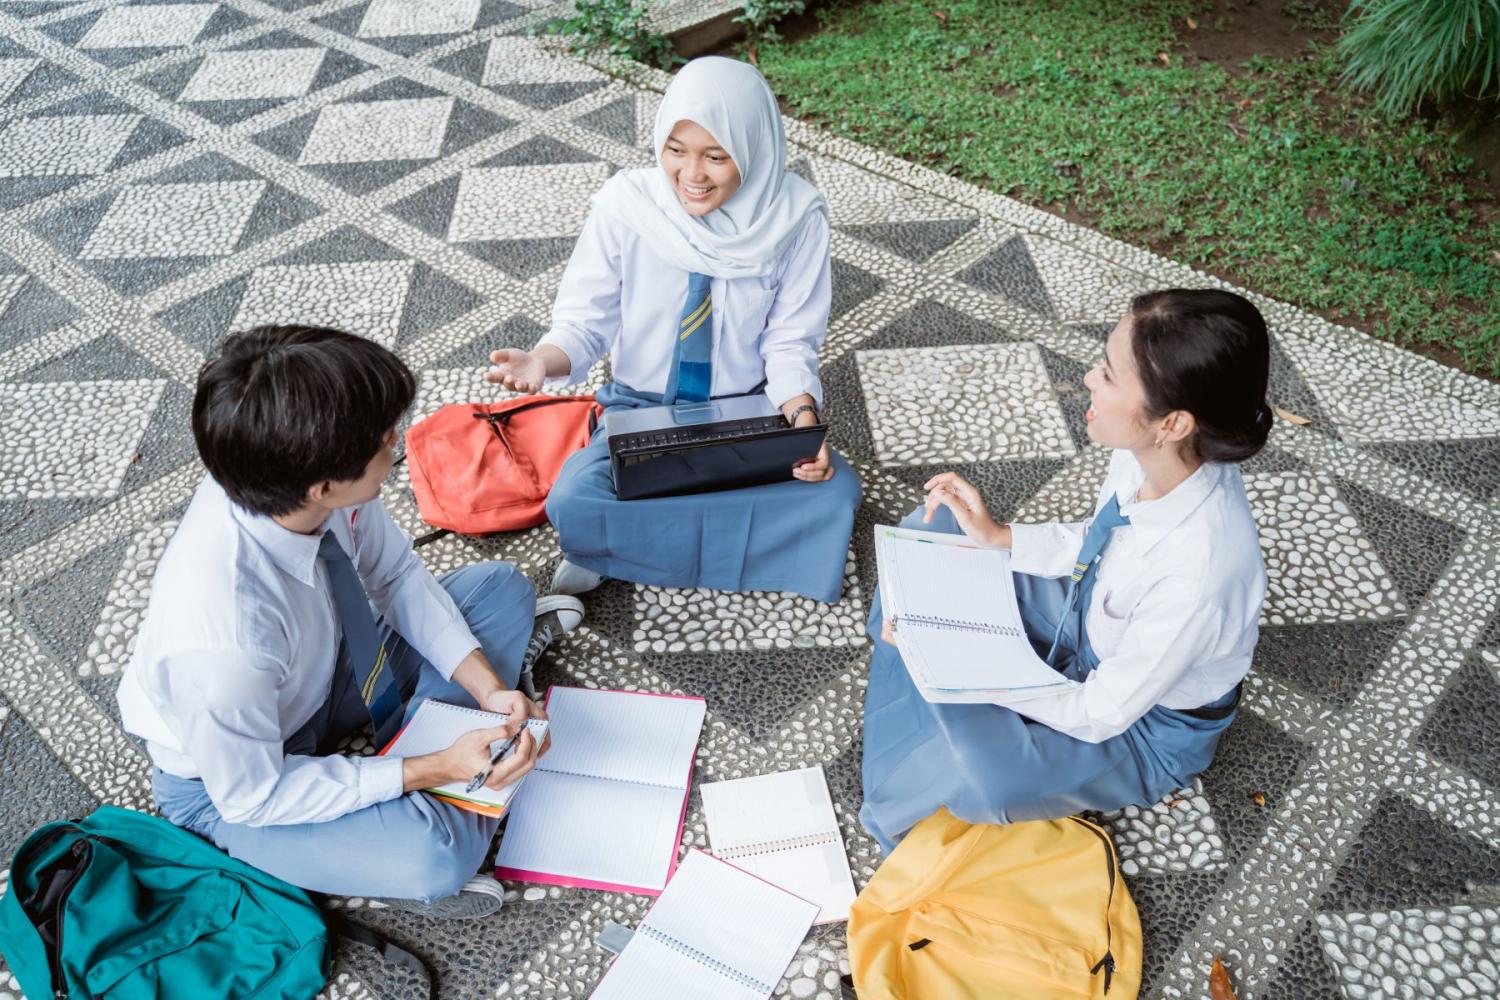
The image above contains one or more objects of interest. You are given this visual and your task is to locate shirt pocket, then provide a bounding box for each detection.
[1085,589,1131,654]
[724,278,777,339]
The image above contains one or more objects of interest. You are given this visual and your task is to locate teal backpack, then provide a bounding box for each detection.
[0,806,426,999]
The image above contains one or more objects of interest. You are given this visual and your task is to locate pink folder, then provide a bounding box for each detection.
[493,685,706,896]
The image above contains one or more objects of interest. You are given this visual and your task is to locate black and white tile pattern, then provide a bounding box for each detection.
[0,5,1497,1000]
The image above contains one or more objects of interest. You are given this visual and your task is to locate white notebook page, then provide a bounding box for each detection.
[592,851,817,1000]
[381,700,548,809]
[589,932,761,1000]
[539,687,705,787]
[701,766,856,924]
[496,770,684,889]
[876,526,1071,695]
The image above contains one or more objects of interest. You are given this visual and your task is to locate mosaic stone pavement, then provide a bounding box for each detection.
[1,3,1499,999]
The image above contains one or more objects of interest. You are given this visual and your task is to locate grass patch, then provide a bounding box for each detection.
[753,0,1500,377]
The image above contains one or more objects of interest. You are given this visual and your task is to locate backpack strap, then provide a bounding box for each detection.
[412,528,451,549]
[323,911,436,1000]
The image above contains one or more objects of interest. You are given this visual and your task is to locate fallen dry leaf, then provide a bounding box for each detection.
[1186,15,1199,29]
[1156,51,1172,66]
[1273,406,1312,426]
[1251,791,1267,808]
[1210,956,1238,1000]
[129,453,142,465]
[933,10,948,23]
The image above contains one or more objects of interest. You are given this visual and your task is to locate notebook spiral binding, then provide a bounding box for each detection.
[892,614,1022,638]
[637,925,774,994]
[716,831,840,861]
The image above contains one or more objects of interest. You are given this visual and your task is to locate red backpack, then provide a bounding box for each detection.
[404,395,602,536]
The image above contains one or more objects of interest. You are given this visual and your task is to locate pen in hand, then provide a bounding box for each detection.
[464,728,524,794]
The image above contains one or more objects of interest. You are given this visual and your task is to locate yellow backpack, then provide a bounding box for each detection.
[847,808,1142,999]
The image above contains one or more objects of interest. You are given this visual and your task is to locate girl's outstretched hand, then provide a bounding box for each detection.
[485,349,547,393]
[923,471,1011,549]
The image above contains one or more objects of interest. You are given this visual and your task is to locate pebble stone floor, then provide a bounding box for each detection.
[1,2,1499,999]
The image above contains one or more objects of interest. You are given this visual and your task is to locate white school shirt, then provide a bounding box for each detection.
[1005,449,1266,744]
[116,477,483,827]
[538,208,831,408]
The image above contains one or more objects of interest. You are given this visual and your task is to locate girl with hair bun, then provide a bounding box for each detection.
[860,288,1274,851]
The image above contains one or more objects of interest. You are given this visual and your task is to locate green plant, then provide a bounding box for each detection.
[545,0,679,70]
[752,0,1500,375]
[1338,0,1500,114]
[736,0,806,59]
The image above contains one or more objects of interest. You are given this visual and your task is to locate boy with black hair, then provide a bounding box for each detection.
[118,325,583,918]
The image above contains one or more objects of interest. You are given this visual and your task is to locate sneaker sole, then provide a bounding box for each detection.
[371,877,505,920]
[535,593,584,624]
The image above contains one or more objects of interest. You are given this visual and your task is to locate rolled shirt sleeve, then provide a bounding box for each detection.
[759,211,831,409]
[1009,521,1088,579]
[350,500,480,681]
[993,575,1219,743]
[171,648,405,826]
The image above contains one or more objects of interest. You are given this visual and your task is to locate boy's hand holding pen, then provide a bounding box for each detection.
[466,729,526,793]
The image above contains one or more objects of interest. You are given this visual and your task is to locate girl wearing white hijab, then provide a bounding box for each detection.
[485,57,862,604]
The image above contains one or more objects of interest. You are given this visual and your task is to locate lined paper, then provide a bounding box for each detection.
[876,525,1074,700]
[591,851,818,1000]
[702,766,856,924]
[381,700,548,809]
[496,770,685,889]
[493,687,706,892]
[537,687,703,787]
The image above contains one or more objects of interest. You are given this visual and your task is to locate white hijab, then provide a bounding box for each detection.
[590,57,827,280]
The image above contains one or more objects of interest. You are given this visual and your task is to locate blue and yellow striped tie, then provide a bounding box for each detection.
[1046,493,1130,665]
[318,531,403,744]
[669,272,713,403]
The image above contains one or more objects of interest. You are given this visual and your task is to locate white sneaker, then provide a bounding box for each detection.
[550,559,605,596]
[372,875,504,920]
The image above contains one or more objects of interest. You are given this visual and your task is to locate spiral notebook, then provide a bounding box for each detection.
[590,849,818,1000]
[494,686,706,895]
[875,524,1075,703]
[378,700,549,817]
[701,766,855,925]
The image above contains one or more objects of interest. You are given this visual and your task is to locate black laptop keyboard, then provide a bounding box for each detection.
[615,415,790,452]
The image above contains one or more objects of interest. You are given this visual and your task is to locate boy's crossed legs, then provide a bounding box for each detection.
[153,562,579,915]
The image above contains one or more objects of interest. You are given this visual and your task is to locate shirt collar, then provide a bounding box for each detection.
[1113,459,1224,557]
[229,494,336,588]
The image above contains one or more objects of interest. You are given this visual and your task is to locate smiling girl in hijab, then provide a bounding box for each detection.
[485,57,862,604]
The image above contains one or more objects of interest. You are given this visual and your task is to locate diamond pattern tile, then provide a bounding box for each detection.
[0,379,165,500]
[179,47,325,102]
[301,97,454,165]
[0,4,1497,999]
[81,179,265,259]
[232,260,418,346]
[448,162,613,242]
[1246,471,1407,626]
[78,4,217,49]
[0,113,140,177]
[857,343,1076,464]
[358,0,480,37]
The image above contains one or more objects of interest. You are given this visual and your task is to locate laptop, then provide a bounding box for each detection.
[605,395,828,501]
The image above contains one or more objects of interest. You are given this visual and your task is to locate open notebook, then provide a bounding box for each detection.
[591,849,818,1000]
[701,766,856,925]
[494,686,706,895]
[378,700,549,817]
[876,524,1076,703]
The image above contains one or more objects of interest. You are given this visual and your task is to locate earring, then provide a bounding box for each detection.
[1154,437,1164,449]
